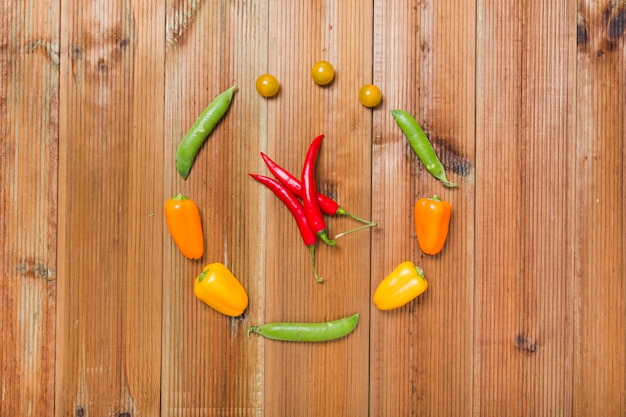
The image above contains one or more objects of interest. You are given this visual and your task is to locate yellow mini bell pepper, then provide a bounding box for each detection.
[373,261,428,310]
[194,263,249,317]
[414,195,451,255]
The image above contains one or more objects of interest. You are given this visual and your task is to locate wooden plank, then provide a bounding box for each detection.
[475,3,524,414]
[575,2,626,415]
[161,1,267,415]
[475,0,577,415]
[56,0,164,415]
[259,1,373,416]
[370,0,475,415]
[0,0,59,415]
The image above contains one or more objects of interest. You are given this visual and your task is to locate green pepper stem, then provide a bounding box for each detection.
[414,265,425,278]
[334,220,377,239]
[440,178,457,188]
[247,326,259,338]
[171,193,189,200]
[318,231,336,246]
[309,245,323,283]
[197,269,208,282]
[336,208,377,226]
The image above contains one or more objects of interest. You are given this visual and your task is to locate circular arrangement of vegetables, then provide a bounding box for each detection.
[165,59,458,342]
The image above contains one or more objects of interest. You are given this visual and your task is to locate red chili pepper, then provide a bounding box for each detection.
[301,134,335,246]
[260,151,377,237]
[249,173,323,283]
[260,151,338,213]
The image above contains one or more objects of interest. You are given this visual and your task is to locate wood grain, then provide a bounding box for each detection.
[1,0,626,416]
[370,0,475,415]
[476,0,577,415]
[575,1,626,415]
[56,0,164,415]
[162,1,266,415]
[0,0,59,415]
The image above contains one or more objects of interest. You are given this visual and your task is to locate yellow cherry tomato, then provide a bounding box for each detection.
[311,60,335,85]
[255,73,280,97]
[359,84,382,108]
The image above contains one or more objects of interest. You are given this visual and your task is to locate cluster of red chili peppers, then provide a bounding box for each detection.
[250,134,376,283]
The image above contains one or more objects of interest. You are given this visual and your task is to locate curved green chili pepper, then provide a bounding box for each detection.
[391,109,457,188]
[176,85,237,179]
[247,313,359,342]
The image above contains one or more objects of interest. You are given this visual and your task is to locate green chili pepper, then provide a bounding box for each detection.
[247,313,359,342]
[391,109,457,188]
[176,85,237,179]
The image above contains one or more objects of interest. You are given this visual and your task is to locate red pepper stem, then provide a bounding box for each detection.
[318,230,336,246]
[309,245,323,283]
[336,207,377,226]
[334,221,377,239]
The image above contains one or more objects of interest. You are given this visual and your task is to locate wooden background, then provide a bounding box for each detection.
[1,0,625,415]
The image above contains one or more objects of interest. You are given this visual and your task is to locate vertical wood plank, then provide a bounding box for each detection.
[161,1,266,415]
[575,1,626,414]
[370,0,476,415]
[56,0,164,415]
[0,0,59,415]
[475,0,577,415]
[259,1,372,416]
[123,2,166,415]
[475,2,525,413]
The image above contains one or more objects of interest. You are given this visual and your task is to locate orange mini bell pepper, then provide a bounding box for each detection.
[373,261,428,310]
[414,195,451,255]
[165,193,204,259]
[194,263,249,317]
